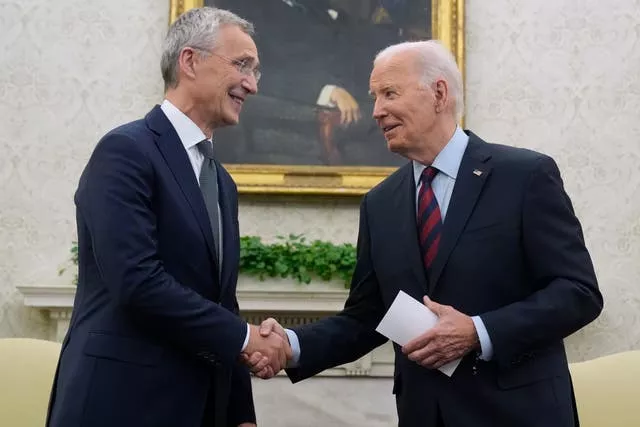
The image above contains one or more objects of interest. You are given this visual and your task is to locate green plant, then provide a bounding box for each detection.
[240,234,356,287]
[61,235,357,287]
[58,241,78,285]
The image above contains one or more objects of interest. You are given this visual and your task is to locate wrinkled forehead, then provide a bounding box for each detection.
[369,54,421,91]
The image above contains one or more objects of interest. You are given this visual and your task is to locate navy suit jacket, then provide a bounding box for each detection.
[287,132,603,427]
[47,106,254,427]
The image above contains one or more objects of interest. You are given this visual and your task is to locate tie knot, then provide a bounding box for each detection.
[421,166,439,185]
[197,140,215,159]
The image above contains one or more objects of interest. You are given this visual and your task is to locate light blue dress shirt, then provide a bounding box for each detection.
[286,126,494,366]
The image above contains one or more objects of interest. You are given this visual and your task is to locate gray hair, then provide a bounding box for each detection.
[161,7,254,91]
[375,40,464,122]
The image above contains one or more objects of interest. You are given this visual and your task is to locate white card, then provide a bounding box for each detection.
[376,290,461,377]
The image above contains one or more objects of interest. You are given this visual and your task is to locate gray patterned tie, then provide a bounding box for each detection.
[197,140,222,271]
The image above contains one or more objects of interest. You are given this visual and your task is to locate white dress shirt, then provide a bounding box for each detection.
[160,99,250,352]
[160,100,207,180]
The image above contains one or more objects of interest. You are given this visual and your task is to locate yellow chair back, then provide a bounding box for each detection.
[0,338,61,427]
[570,350,640,427]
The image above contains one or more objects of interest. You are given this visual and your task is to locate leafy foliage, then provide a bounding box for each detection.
[58,241,78,285]
[240,235,356,287]
[62,235,357,287]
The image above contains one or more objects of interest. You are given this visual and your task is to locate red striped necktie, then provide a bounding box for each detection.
[417,166,442,271]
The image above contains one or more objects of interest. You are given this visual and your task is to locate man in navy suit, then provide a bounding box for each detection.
[46,7,290,427]
[250,40,603,426]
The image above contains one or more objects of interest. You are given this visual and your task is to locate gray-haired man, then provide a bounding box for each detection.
[249,40,602,427]
[46,7,289,427]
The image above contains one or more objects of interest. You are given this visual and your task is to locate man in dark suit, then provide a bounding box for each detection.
[46,8,290,427]
[249,40,603,426]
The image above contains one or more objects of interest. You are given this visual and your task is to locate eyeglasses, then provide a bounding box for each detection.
[193,47,261,83]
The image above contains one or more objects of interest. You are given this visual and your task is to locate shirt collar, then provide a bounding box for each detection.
[160,99,208,151]
[413,126,469,186]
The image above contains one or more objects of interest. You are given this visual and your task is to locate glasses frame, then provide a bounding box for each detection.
[192,47,261,83]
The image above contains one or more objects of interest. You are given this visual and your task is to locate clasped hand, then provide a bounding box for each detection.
[241,319,290,379]
[402,296,480,369]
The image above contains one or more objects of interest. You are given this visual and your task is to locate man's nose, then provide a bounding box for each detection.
[372,99,386,120]
[242,75,258,94]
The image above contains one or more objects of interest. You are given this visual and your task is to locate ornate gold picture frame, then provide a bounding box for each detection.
[169,0,464,195]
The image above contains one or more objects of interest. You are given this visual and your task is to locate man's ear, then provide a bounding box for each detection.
[178,47,199,81]
[433,79,449,114]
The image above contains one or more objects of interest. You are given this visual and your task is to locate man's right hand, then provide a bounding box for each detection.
[330,87,361,125]
[242,318,288,379]
[259,317,287,340]
[243,323,291,377]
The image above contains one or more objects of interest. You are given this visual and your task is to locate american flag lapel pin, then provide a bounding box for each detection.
[473,169,483,176]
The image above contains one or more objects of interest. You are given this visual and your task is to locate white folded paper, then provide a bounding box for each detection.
[375,290,461,377]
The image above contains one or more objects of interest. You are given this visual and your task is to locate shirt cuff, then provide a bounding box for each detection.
[317,84,337,107]
[471,316,494,361]
[285,328,301,367]
[240,323,250,352]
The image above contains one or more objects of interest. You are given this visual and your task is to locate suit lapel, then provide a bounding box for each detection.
[146,106,220,276]
[390,164,430,295]
[428,134,492,292]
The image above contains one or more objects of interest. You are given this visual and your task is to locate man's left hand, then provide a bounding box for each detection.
[402,296,479,369]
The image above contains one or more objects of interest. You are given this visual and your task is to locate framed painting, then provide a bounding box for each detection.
[169,0,464,195]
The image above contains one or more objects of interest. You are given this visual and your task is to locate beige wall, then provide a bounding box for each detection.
[1,0,638,361]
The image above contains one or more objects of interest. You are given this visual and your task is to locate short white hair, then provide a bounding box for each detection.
[161,7,254,90]
[375,40,464,121]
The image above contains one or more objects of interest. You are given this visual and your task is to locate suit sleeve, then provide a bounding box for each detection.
[287,195,388,382]
[78,133,247,366]
[480,155,603,366]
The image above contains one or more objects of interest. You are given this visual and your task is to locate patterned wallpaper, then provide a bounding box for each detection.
[1,0,638,361]
[464,0,640,359]
[0,0,168,337]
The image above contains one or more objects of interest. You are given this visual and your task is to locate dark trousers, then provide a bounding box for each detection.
[201,376,225,427]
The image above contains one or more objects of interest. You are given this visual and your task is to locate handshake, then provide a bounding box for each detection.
[241,318,290,379]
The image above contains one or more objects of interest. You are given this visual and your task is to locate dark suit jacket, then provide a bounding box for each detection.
[287,131,603,427]
[46,106,254,427]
